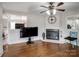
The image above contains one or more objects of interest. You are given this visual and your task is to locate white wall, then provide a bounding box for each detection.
[63,10,79,46]
[42,9,79,45]
[2,11,28,44]
[4,11,45,44]
[4,7,79,46]
[42,13,67,44]
[8,16,28,44]
[0,5,3,56]
[6,10,78,45]
[27,13,69,44]
[53,9,79,46]
[27,13,45,39]
[26,8,79,46]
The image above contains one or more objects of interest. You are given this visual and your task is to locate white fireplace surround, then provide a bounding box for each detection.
[42,23,66,44]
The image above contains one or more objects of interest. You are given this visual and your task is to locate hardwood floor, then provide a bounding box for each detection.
[2,40,79,57]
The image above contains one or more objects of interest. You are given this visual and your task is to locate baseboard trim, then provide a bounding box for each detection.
[42,39,64,44]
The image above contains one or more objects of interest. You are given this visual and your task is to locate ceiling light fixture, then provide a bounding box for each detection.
[46,9,56,15]
[53,9,56,15]
[40,2,65,24]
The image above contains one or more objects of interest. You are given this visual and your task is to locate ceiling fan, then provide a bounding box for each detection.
[40,2,65,15]
[40,2,65,24]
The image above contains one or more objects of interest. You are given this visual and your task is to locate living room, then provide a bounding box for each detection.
[0,1,79,57]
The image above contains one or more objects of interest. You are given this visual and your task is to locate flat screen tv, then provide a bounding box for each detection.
[15,23,24,29]
[20,27,38,37]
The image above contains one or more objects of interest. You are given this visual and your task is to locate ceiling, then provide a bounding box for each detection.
[1,2,79,14]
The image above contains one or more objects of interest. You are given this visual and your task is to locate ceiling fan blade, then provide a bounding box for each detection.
[40,5,48,8]
[40,10,48,13]
[57,9,65,12]
[57,2,64,7]
[49,2,54,5]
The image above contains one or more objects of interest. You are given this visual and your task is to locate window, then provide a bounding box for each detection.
[10,21,15,30]
[3,13,27,21]
[3,13,27,30]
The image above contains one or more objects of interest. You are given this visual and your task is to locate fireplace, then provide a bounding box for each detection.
[46,29,59,40]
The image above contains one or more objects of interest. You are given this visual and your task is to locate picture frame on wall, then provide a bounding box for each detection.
[67,24,72,29]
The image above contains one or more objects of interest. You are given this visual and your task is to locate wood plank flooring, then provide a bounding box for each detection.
[2,40,79,57]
